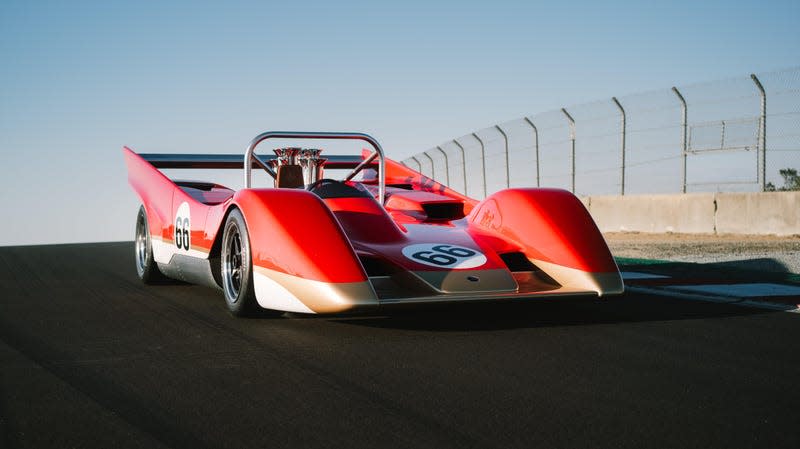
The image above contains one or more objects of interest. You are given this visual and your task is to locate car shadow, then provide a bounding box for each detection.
[710,257,795,274]
[618,257,800,284]
[323,292,771,332]
[617,257,800,286]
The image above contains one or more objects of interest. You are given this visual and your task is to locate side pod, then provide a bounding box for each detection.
[468,188,624,296]
[232,189,379,313]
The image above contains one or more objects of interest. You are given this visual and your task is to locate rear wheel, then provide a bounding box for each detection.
[135,206,165,283]
[221,209,271,317]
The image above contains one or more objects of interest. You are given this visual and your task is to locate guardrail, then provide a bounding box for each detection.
[403,68,800,198]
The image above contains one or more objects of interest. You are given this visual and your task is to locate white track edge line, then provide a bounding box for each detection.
[627,285,800,314]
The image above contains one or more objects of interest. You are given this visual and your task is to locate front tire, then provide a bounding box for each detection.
[135,206,165,284]
[221,209,265,317]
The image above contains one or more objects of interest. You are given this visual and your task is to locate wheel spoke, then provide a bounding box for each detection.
[223,219,252,308]
[224,227,245,299]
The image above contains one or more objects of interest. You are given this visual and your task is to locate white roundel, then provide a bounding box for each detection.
[174,202,191,251]
[401,243,487,269]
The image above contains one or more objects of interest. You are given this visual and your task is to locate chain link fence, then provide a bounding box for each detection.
[403,67,800,198]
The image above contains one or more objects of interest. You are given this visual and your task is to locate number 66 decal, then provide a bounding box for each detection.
[401,243,487,269]
[174,202,191,251]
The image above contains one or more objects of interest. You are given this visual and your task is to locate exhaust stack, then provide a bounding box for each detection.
[272,147,326,188]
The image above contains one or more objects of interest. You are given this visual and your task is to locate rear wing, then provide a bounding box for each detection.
[138,153,369,169]
[132,131,388,203]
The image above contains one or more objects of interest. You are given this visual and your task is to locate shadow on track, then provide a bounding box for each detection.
[324,293,770,332]
[618,257,800,281]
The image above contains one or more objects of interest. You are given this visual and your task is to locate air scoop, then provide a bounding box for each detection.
[385,191,465,221]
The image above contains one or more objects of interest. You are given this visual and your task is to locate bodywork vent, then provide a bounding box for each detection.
[386,183,414,190]
[500,252,560,287]
[421,202,465,221]
[358,255,400,277]
[175,180,217,191]
[500,252,537,272]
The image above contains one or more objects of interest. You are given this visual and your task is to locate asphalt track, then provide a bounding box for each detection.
[1,243,799,449]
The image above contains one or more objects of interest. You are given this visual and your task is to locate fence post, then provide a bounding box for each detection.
[472,132,488,198]
[751,74,767,191]
[435,145,450,186]
[495,125,510,188]
[452,138,468,194]
[612,97,627,195]
[672,86,688,193]
[561,108,576,193]
[422,151,435,180]
[410,156,423,173]
[523,117,540,187]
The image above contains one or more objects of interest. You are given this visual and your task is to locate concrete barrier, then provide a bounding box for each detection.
[587,193,717,234]
[583,191,799,236]
[715,192,800,236]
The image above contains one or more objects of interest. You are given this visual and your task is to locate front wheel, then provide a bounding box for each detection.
[221,209,269,317]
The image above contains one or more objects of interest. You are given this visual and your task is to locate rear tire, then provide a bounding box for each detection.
[221,209,272,317]
[135,206,165,284]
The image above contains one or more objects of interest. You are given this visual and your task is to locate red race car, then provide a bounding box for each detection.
[124,131,623,316]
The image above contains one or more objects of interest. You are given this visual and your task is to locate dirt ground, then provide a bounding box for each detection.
[604,232,800,273]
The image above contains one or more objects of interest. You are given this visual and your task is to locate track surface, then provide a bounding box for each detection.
[1,243,799,449]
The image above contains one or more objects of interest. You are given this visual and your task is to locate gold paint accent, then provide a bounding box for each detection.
[413,269,517,294]
[377,289,596,305]
[190,244,210,254]
[529,258,624,296]
[252,261,623,313]
[253,266,379,313]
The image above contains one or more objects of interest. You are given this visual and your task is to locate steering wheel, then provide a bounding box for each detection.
[307,178,342,191]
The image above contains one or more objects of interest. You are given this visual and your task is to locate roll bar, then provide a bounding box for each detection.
[244,131,386,203]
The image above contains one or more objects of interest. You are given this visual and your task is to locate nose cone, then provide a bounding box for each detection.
[413,268,518,294]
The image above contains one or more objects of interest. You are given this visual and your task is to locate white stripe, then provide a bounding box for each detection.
[252,271,316,314]
[670,283,800,298]
[628,285,741,305]
[151,236,209,264]
[627,285,799,313]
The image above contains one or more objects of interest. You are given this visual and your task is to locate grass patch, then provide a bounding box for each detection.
[615,257,672,266]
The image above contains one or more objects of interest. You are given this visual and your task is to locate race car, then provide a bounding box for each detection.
[124,131,623,316]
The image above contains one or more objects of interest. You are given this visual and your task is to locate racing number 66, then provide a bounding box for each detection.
[412,245,476,266]
[175,217,189,250]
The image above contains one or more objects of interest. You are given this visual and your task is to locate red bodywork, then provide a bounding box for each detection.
[125,144,623,313]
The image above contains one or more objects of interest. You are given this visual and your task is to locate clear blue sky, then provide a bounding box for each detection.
[1,0,798,245]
